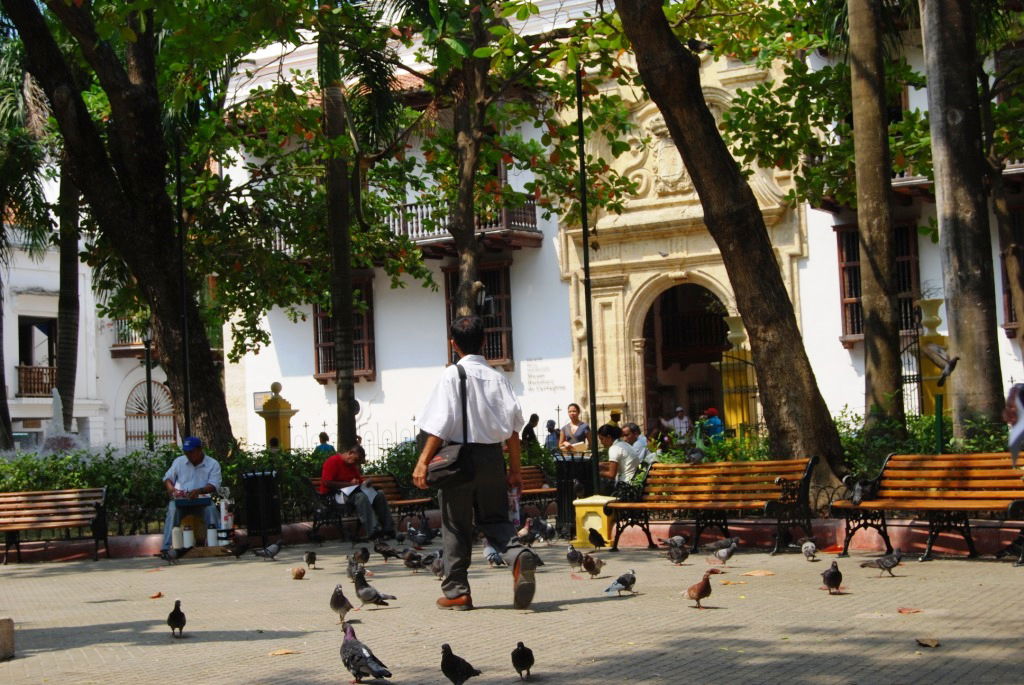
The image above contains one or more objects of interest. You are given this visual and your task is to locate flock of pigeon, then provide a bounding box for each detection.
[163,520,907,682]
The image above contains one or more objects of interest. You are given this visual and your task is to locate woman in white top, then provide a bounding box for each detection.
[597,424,639,484]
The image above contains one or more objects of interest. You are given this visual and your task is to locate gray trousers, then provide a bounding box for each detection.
[440,443,525,598]
[349,489,394,537]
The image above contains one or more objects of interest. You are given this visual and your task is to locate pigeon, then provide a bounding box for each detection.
[354,546,370,564]
[225,540,249,559]
[530,516,557,543]
[374,539,401,563]
[161,548,179,565]
[167,599,186,638]
[304,550,317,569]
[710,541,738,566]
[330,584,354,623]
[402,548,425,572]
[511,641,535,681]
[394,531,406,544]
[408,524,441,547]
[341,622,392,682]
[252,541,281,560]
[347,555,366,581]
[483,544,508,567]
[822,560,843,594]
[860,548,902,577]
[353,569,396,608]
[604,569,637,596]
[566,544,583,571]
[667,545,690,565]
[430,549,445,579]
[588,527,607,550]
[923,342,959,386]
[582,553,605,579]
[658,535,689,549]
[441,643,481,685]
[704,536,740,552]
[801,539,817,562]
[515,529,539,547]
[685,568,724,608]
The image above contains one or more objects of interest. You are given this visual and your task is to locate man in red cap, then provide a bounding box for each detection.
[702,408,724,441]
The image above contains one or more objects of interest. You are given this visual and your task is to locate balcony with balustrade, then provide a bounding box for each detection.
[384,198,542,258]
[16,365,57,397]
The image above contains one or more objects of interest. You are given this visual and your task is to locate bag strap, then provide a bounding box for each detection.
[457,363,468,445]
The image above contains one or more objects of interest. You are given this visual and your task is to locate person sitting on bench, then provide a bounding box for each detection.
[319,444,395,540]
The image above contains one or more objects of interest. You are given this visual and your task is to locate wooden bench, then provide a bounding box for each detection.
[605,457,818,554]
[831,452,1024,562]
[0,488,109,563]
[519,465,556,517]
[364,473,433,529]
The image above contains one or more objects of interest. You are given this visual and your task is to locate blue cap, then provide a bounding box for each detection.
[182,436,203,452]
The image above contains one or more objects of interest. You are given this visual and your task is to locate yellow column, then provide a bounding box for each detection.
[254,382,298,450]
[917,298,952,416]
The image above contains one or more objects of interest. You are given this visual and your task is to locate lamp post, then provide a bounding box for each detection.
[174,129,192,437]
[574,67,600,494]
[142,329,155,451]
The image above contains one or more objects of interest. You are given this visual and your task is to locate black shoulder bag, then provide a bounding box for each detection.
[425,364,474,488]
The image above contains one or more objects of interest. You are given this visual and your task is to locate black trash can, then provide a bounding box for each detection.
[241,470,281,547]
[554,454,594,539]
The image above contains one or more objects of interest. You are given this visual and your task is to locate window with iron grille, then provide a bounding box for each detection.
[835,222,920,347]
[313,276,375,383]
[1001,206,1024,338]
[443,262,513,369]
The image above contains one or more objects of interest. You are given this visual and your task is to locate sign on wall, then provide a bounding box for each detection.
[523,358,568,395]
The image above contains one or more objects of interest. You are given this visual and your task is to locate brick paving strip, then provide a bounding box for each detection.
[2,541,1023,684]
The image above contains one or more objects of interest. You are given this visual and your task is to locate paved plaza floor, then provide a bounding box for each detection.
[1,538,1023,684]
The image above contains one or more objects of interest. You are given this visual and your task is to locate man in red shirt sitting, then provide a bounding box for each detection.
[319,444,395,540]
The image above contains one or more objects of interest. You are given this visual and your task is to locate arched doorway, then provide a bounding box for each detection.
[125,381,177,449]
[641,284,730,431]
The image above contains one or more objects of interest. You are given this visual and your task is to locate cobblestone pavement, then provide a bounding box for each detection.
[2,539,1023,684]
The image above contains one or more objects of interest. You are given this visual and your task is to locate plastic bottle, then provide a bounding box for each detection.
[182,525,195,548]
[206,524,218,547]
[171,525,184,549]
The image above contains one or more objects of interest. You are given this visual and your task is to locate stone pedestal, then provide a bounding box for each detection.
[255,382,298,450]
[571,494,618,549]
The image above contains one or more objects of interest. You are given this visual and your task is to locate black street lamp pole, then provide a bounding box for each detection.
[142,334,155,451]
[174,129,192,437]
[575,67,600,494]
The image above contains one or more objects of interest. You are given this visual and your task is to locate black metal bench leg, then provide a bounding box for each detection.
[1017,536,1024,567]
[920,525,940,562]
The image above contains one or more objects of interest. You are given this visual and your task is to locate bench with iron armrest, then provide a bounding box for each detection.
[0,487,109,563]
[519,465,557,517]
[605,457,818,554]
[307,478,358,541]
[830,452,1024,562]
[363,473,433,529]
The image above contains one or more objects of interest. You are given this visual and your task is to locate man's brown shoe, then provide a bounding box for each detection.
[512,551,538,610]
[436,594,473,611]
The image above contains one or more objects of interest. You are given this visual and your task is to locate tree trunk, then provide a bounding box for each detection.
[848,0,905,432]
[56,161,79,432]
[617,2,845,482]
[919,0,1003,431]
[324,83,358,450]
[4,0,235,455]
[0,269,13,450]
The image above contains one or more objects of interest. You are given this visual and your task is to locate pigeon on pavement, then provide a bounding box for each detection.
[710,541,738,566]
[860,548,902,577]
[304,550,317,569]
[161,548,179,565]
[582,553,605,579]
[441,643,481,685]
[402,548,425,572]
[407,524,437,548]
[566,544,583,571]
[354,569,396,608]
[374,539,401,563]
[801,539,817,561]
[668,544,689,565]
[330,584,354,623]
[588,528,607,550]
[342,623,392,682]
[658,535,689,549]
[685,568,724,608]
[354,546,370,564]
[252,541,281,560]
[224,540,249,559]
[511,641,535,681]
[605,569,637,596]
[167,599,186,638]
[531,516,557,543]
[822,561,843,594]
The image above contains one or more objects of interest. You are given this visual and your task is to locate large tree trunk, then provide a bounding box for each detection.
[56,161,79,432]
[617,2,845,483]
[4,0,234,455]
[848,0,905,432]
[324,83,358,450]
[447,8,492,317]
[919,0,1003,431]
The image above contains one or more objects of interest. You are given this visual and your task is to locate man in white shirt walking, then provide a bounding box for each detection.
[413,315,540,611]
[160,436,221,552]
